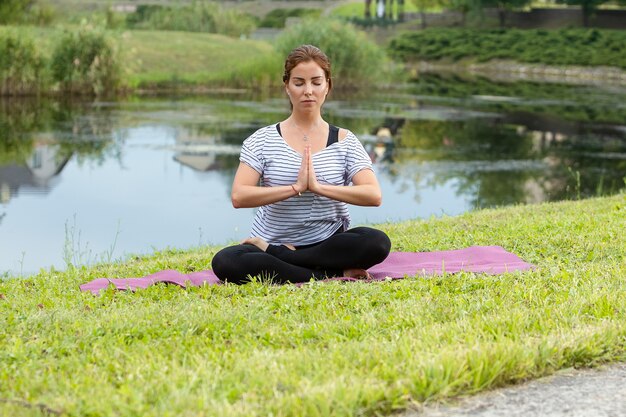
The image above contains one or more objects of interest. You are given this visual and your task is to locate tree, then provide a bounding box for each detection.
[446,0,473,26]
[481,0,531,28]
[411,0,444,28]
[0,0,34,24]
[555,0,608,27]
[398,0,406,21]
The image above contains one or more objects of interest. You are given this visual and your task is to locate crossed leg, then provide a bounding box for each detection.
[211,227,391,284]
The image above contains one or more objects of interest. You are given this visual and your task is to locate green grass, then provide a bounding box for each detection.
[0,25,280,90]
[121,30,279,88]
[1,194,625,416]
[330,0,422,18]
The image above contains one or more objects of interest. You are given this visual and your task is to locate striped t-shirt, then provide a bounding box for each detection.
[240,123,373,246]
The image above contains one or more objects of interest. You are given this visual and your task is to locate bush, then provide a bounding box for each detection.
[50,25,123,96]
[388,28,626,69]
[259,8,321,28]
[0,30,47,95]
[275,19,389,88]
[125,2,257,37]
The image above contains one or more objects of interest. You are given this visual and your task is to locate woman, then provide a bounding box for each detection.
[211,45,391,284]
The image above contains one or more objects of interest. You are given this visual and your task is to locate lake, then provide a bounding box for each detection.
[1,74,625,276]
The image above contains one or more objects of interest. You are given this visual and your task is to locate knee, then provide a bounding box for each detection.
[211,247,230,281]
[211,246,247,284]
[366,228,391,263]
[355,227,391,264]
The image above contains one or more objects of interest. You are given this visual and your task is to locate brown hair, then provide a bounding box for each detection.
[282,44,332,92]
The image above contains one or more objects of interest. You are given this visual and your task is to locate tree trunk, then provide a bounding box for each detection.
[498,6,506,28]
[582,4,590,27]
[398,0,405,22]
[420,9,426,29]
[365,0,371,19]
[386,0,394,20]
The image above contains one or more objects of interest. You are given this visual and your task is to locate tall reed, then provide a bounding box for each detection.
[50,25,123,96]
[0,30,46,95]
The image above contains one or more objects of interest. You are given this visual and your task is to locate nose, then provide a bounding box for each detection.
[304,83,313,95]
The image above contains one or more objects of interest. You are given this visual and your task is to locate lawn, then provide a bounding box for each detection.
[1,193,625,416]
[0,25,280,89]
[120,29,279,87]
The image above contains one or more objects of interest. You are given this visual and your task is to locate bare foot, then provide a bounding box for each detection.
[241,237,269,252]
[343,268,371,279]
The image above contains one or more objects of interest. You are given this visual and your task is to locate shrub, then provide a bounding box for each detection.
[125,2,257,37]
[388,28,626,69]
[0,30,47,95]
[50,25,123,96]
[259,8,321,28]
[275,19,389,89]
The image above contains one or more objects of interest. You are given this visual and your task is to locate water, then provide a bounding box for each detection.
[1,76,625,276]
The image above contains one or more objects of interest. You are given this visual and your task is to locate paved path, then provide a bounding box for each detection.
[400,363,626,417]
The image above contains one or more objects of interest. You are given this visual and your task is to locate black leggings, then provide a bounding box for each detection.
[211,227,391,284]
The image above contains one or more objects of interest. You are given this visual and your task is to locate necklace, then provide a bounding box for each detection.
[292,120,319,142]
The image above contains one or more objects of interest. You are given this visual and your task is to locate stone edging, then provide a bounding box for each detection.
[412,60,626,85]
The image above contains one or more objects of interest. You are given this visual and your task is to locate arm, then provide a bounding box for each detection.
[231,157,308,208]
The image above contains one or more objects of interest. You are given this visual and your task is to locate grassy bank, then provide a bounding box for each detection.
[122,29,280,89]
[0,25,281,92]
[1,194,625,416]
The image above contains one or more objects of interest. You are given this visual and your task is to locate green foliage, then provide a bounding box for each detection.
[125,1,257,37]
[276,19,390,88]
[50,25,123,96]
[389,28,626,69]
[259,8,321,28]
[0,0,54,25]
[0,30,46,95]
[0,0,32,24]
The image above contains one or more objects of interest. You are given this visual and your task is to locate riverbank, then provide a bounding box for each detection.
[4,24,626,97]
[390,27,626,86]
[411,60,626,86]
[1,194,625,416]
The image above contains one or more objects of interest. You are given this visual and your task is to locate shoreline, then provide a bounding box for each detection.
[410,60,626,86]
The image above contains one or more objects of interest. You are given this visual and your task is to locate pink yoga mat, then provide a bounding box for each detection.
[80,246,534,295]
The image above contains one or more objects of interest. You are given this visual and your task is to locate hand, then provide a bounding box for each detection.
[241,236,269,252]
[306,145,320,193]
[294,146,308,194]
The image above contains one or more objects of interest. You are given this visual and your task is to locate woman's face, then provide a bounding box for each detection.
[285,60,329,113]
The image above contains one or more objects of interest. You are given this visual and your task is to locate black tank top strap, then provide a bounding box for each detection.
[276,122,338,147]
[327,124,339,147]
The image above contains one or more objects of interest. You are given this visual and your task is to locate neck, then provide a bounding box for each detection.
[290,113,323,129]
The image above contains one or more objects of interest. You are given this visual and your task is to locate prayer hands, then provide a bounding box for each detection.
[294,145,319,194]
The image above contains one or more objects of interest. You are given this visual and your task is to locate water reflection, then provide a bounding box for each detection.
[1,77,625,276]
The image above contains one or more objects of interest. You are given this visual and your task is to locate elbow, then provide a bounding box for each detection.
[231,191,243,208]
[371,191,382,207]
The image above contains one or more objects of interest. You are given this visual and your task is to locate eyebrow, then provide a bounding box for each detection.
[292,76,324,81]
